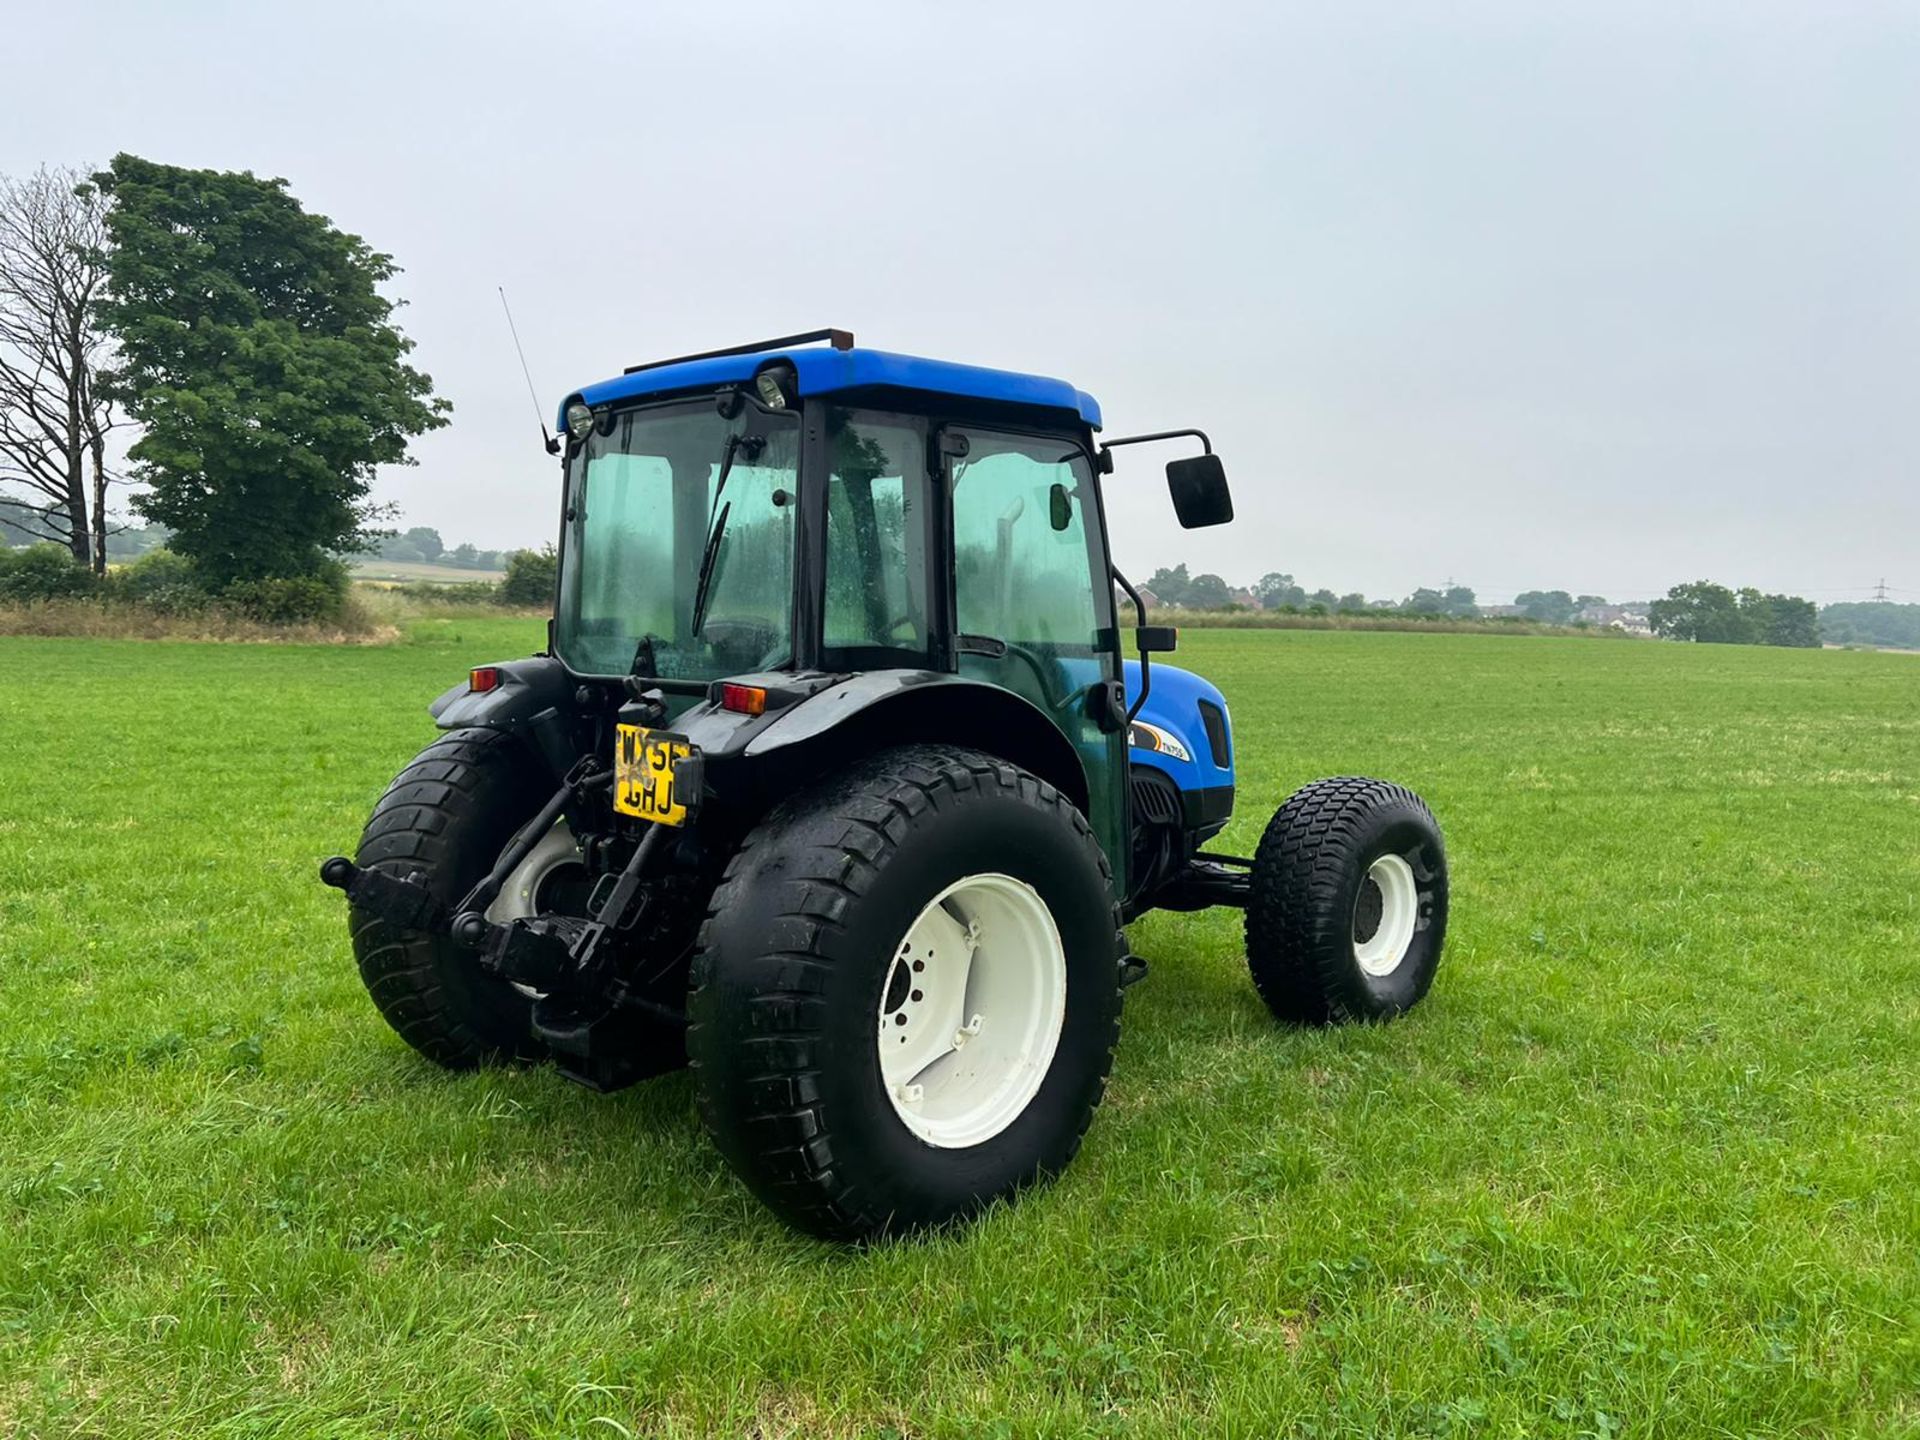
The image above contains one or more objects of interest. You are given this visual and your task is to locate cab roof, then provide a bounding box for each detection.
[562,343,1102,431]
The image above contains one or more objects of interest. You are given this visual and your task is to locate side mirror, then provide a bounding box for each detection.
[1167,454,1233,529]
[1048,482,1073,532]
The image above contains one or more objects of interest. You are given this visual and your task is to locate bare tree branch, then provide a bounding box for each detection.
[0,164,123,571]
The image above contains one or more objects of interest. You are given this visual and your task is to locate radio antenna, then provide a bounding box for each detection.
[498,287,560,455]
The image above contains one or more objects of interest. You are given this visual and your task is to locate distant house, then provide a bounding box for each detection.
[1480,604,1526,618]
[1577,602,1653,636]
[1227,588,1259,609]
[1116,582,1161,615]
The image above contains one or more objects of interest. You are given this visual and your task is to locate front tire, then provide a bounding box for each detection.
[1245,776,1448,1025]
[687,746,1123,1241]
[349,727,551,1068]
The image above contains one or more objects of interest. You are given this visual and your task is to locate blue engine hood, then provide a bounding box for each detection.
[1125,659,1233,795]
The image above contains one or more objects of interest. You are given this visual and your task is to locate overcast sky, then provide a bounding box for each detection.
[9,1,1916,603]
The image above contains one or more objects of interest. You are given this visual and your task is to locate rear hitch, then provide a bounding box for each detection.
[454,818,674,994]
[318,856,448,933]
[320,758,611,944]
[475,913,607,991]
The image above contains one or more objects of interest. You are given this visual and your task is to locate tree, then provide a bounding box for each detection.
[94,154,448,588]
[447,541,479,568]
[1739,589,1818,648]
[1144,563,1192,607]
[1255,571,1306,609]
[1185,572,1231,609]
[1336,592,1368,612]
[1647,583,1816,648]
[403,525,444,561]
[1818,601,1920,650]
[499,546,557,606]
[0,166,121,573]
[1514,589,1577,624]
[1648,581,1754,644]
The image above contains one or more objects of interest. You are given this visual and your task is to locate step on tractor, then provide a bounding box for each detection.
[322,329,1448,1240]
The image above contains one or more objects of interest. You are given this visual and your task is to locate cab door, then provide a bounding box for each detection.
[943,426,1128,877]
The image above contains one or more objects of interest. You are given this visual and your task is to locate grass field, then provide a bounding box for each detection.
[349,560,506,585]
[2,624,1917,1437]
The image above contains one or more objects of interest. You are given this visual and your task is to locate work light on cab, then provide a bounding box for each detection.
[753,364,795,412]
[564,400,595,439]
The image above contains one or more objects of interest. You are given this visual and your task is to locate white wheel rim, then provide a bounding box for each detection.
[1353,852,1420,978]
[878,873,1067,1149]
[485,823,586,997]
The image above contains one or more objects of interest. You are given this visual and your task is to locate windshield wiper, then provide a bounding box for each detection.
[690,431,758,639]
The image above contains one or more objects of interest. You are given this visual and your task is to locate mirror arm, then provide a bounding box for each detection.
[1096,428,1213,472]
[1112,565,1152,724]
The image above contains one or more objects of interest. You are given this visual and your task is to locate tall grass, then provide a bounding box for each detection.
[0,584,542,643]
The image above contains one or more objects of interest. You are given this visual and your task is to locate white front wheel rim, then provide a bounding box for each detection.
[878,873,1067,1149]
[1353,852,1419,978]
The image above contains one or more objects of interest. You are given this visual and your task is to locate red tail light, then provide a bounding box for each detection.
[719,683,768,716]
[469,666,501,694]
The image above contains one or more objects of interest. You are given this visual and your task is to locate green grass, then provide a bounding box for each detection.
[350,560,506,584]
[2,623,1917,1437]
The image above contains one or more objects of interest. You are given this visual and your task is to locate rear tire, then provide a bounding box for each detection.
[687,746,1123,1241]
[350,727,550,1068]
[1245,776,1448,1025]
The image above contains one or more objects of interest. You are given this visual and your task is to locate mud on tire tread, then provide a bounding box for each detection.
[687,745,1124,1241]
[1245,775,1448,1026]
[351,726,549,1068]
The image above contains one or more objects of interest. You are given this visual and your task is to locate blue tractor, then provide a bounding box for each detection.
[323,330,1448,1239]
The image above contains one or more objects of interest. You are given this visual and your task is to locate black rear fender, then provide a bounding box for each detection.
[427,655,577,782]
[716,671,1091,819]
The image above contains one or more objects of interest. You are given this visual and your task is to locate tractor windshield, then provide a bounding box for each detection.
[556,400,799,679]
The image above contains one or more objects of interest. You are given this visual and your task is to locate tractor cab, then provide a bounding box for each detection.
[322,330,1449,1242]
[543,330,1235,899]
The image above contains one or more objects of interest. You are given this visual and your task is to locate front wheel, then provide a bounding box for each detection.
[1245,776,1448,1025]
[687,746,1123,1241]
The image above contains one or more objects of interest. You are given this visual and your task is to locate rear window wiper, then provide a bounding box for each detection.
[688,500,732,639]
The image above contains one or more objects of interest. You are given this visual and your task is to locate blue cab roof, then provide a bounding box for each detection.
[563,346,1102,431]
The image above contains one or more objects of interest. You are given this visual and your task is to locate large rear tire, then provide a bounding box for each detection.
[687,746,1123,1241]
[350,727,553,1068]
[1245,776,1448,1025]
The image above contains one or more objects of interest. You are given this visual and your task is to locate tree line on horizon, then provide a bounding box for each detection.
[1143,564,1583,622]
[1137,563,1845,649]
[368,526,513,573]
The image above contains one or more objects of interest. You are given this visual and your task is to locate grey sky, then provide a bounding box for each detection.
[9,1,1916,603]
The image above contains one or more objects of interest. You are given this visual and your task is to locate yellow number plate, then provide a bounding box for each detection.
[614,725,694,826]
